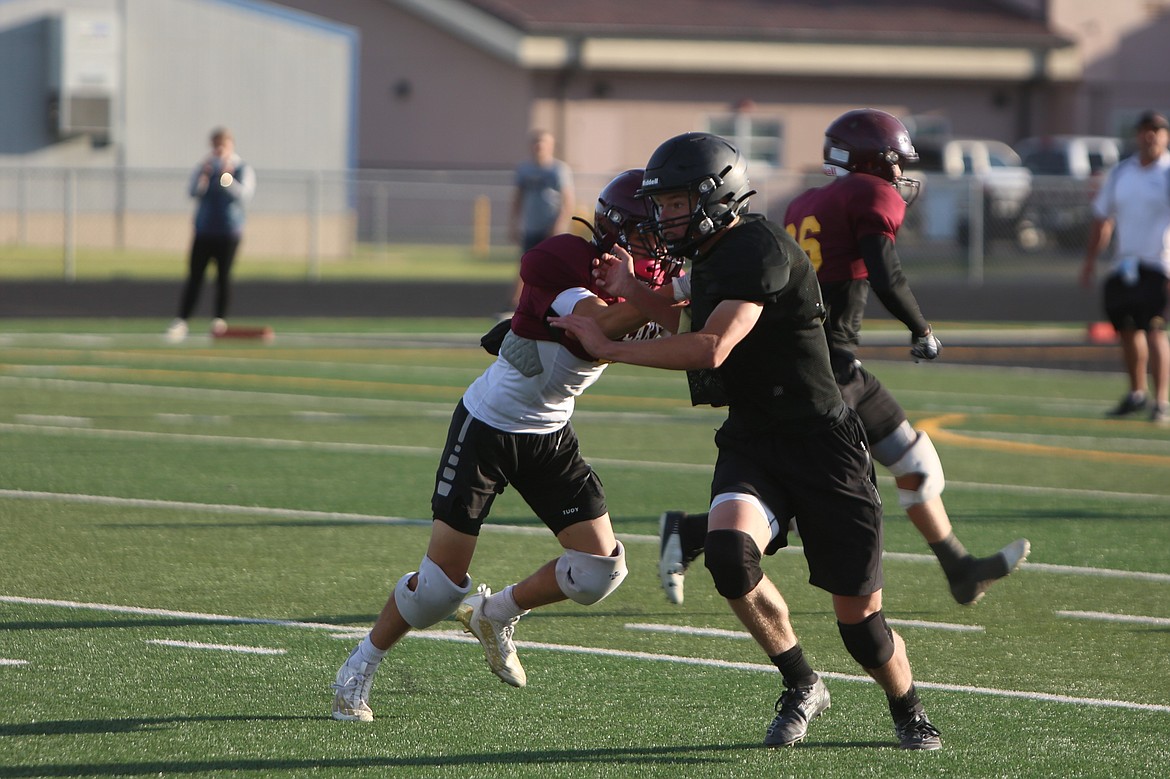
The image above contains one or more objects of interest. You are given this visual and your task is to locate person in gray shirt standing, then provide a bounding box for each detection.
[507,129,574,309]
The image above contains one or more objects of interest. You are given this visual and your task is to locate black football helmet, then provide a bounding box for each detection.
[588,169,681,286]
[823,109,921,205]
[637,132,756,258]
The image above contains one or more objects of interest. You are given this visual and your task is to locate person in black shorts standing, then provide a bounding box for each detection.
[1080,110,1170,423]
[551,133,941,750]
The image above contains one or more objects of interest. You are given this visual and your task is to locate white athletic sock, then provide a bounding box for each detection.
[355,634,387,666]
[484,584,527,622]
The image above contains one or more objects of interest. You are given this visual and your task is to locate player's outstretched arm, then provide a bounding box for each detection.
[550,299,760,370]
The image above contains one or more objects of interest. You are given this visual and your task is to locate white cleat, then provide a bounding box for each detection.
[456,584,527,688]
[659,511,689,605]
[331,649,376,722]
[210,317,228,336]
[164,318,188,343]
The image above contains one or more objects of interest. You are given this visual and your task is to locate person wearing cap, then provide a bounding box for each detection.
[1080,110,1170,423]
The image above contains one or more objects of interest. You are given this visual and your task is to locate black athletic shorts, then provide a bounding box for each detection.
[836,359,908,445]
[1103,267,1169,332]
[430,401,607,536]
[710,405,884,597]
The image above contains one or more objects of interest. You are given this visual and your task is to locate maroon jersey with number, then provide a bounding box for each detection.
[784,173,918,361]
[783,173,905,283]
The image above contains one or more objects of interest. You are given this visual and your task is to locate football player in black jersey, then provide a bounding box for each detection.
[551,132,941,750]
[658,110,1029,610]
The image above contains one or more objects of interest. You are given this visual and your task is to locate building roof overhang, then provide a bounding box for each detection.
[392,0,1080,82]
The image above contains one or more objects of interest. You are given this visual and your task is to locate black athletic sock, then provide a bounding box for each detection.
[887,684,925,722]
[770,644,818,689]
[928,532,971,580]
[680,512,709,562]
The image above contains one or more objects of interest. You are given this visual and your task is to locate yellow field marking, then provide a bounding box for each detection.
[919,413,1170,466]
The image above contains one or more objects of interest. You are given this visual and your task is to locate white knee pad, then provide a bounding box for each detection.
[554,541,628,606]
[393,554,472,629]
[884,430,946,509]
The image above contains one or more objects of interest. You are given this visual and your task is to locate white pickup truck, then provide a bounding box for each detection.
[913,138,1033,248]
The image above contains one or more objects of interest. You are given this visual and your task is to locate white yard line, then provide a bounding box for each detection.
[0,422,442,457]
[0,595,365,632]
[4,420,1170,501]
[1,659,29,666]
[145,639,286,655]
[627,620,983,636]
[1057,610,1170,627]
[4,488,1169,583]
[0,489,433,527]
[2,594,1166,714]
[0,372,1115,423]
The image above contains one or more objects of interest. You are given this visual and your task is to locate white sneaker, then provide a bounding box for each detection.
[456,584,527,687]
[164,318,188,343]
[331,649,376,722]
[210,318,228,336]
[659,511,688,605]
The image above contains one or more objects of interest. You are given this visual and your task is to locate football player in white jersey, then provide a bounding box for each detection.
[331,170,681,722]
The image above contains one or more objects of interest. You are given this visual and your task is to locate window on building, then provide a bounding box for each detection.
[708,115,783,168]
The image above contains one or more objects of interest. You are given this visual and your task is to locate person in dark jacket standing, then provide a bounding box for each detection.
[166,127,256,342]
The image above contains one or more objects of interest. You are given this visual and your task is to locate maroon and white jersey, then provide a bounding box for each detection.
[463,234,659,434]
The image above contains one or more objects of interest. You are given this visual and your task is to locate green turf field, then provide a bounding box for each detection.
[1,319,1167,778]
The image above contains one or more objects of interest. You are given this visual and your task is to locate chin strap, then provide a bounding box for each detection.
[572,216,603,244]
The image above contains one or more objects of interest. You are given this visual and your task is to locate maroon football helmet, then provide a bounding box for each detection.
[823,109,921,204]
[593,169,682,287]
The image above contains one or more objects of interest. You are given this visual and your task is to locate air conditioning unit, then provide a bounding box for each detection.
[49,10,120,143]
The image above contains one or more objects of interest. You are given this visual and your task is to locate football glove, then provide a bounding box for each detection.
[910,330,941,363]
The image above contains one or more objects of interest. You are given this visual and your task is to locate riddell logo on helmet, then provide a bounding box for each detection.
[642,177,659,186]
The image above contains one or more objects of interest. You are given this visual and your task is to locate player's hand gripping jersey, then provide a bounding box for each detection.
[465,233,662,434]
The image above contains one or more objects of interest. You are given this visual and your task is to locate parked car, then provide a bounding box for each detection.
[1013,135,1123,250]
[913,138,1033,249]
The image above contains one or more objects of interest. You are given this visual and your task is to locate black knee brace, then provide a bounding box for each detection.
[704,529,763,600]
[838,610,895,669]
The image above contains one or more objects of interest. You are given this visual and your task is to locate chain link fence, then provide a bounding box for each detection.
[0,166,1097,283]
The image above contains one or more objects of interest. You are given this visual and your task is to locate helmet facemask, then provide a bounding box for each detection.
[641,168,753,259]
[583,169,682,288]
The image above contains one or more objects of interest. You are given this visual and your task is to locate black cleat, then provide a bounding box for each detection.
[1107,393,1148,418]
[764,677,830,747]
[949,538,1030,606]
[893,712,942,750]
